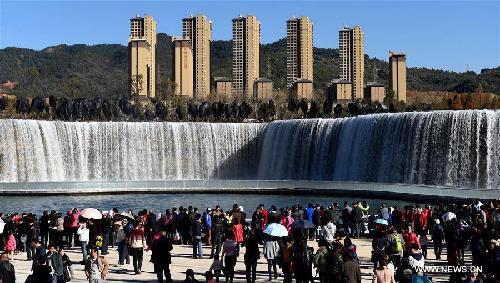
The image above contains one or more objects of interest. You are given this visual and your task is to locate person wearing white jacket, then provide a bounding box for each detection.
[77,223,90,261]
[322,220,337,244]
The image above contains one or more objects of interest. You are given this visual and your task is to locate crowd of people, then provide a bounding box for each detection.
[0,198,499,283]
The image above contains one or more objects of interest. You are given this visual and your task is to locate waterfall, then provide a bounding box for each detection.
[0,120,264,182]
[257,110,500,190]
[0,110,499,191]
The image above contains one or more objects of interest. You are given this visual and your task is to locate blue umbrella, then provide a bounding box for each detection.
[374,218,388,225]
[264,223,289,237]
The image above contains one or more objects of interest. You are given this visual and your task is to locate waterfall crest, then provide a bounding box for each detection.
[0,120,263,182]
[258,110,500,190]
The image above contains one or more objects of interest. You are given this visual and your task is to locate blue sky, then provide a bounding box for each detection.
[0,1,498,73]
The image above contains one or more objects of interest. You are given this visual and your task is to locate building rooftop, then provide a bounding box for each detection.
[294,78,313,83]
[214,77,232,82]
[255,78,273,83]
[232,15,256,21]
[182,14,207,20]
[172,36,191,41]
[389,51,406,57]
[366,83,385,87]
[329,79,352,85]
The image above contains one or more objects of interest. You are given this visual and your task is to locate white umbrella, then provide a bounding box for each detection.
[81,208,102,220]
[120,212,135,220]
[442,211,456,222]
[263,223,289,237]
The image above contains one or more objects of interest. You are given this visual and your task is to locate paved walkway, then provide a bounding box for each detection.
[8,238,461,282]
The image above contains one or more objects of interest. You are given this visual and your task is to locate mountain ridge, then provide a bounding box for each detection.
[1,33,498,98]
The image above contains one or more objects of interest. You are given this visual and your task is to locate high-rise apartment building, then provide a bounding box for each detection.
[339,26,364,100]
[129,15,157,98]
[389,51,407,103]
[286,16,314,88]
[232,15,261,98]
[173,37,194,97]
[182,14,212,98]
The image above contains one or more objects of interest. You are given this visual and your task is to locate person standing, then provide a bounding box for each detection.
[263,235,280,281]
[385,227,404,269]
[202,208,212,246]
[431,219,444,260]
[4,230,16,260]
[352,202,364,238]
[342,245,361,283]
[342,202,352,236]
[150,231,173,283]
[100,213,112,255]
[40,211,50,247]
[84,248,109,283]
[77,222,90,262]
[192,215,205,259]
[210,215,224,258]
[46,245,64,283]
[221,232,238,283]
[322,213,336,244]
[242,226,261,283]
[115,222,130,266]
[314,239,329,283]
[31,239,47,273]
[59,248,74,282]
[67,208,80,248]
[128,222,147,274]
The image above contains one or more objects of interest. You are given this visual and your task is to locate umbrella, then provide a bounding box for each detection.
[120,212,135,220]
[263,223,288,237]
[292,219,315,230]
[81,208,102,220]
[442,212,456,222]
[374,218,388,225]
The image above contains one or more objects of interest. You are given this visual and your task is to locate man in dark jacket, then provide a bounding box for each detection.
[352,203,364,238]
[0,254,15,283]
[150,231,173,283]
[47,244,64,283]
[192,215,204,259]
[31,239,47,271]
[242,225,262,283]
[210,215,224,258]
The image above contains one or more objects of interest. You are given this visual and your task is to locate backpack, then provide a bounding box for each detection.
[391,234,403,254]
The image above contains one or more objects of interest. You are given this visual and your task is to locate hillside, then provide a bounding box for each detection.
[0,33,498,98]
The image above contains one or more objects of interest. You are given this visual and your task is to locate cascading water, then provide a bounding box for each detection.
[0,110,498,191]
[258,110,500,190]
[0,120,264,182]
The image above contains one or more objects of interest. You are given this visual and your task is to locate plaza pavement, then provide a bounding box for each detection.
[8,237,463,283]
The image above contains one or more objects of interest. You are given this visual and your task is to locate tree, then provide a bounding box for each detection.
[384,89,395,105]
[157,78,177,101]
[299,98,308,117]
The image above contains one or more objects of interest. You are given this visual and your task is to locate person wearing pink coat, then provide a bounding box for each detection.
[4,230,16,260]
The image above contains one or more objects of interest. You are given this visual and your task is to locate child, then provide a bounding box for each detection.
[209,255,224,283]
[419,231,428,259]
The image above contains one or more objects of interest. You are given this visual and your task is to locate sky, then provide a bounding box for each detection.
[0,0,499,73]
